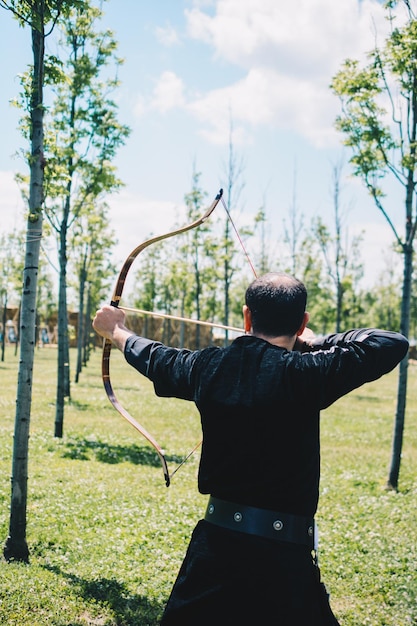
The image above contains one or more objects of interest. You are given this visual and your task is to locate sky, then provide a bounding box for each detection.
[0,0,407,291]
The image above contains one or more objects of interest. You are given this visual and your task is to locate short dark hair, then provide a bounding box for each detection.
[245,272,307,337]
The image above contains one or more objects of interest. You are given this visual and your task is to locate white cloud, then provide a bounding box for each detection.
[133,71,186,116]
[133,94,147,118]
[181,0,390,146]
[150,71,186,113]
[155,23,181,47]
[187,66,340,146]
[186,0,387,74]
[131,1,400,149]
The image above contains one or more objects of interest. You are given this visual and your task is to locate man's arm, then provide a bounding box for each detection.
[296,328,409,410]
[311,328,409,378]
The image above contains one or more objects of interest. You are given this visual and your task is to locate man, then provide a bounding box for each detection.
[93,272,408,625]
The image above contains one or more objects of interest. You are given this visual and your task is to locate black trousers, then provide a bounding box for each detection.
[160,520,340,626]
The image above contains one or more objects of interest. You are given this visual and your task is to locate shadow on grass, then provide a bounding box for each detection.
[67,399,91,411]
[62,436,185,467]
[43,563,163,626]
[350,394,382,402]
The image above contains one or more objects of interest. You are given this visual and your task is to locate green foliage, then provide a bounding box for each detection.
[0,347,415,625]
[331,2,417,203]
[331,58,396,186]
[0,1,88,31]
[361,268,402,330]
[6,1,131,222]
[68,201,117,309]
[253,205,271,275]
[310,208,365,332]
[133,243,165,313]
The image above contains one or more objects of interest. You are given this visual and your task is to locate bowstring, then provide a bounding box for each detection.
[220,195,258,279]
[169,195,258,481]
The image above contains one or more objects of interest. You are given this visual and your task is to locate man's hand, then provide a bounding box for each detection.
[293,327,316,352]
[93,305,133,352]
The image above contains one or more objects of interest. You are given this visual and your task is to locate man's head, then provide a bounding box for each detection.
[244,272,307,338]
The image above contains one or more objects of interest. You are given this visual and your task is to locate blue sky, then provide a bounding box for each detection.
[0,0,405,288]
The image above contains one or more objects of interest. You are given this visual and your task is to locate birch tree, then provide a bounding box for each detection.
[41,2,129,436]
[331,0,416,489]
[0,0,85,564]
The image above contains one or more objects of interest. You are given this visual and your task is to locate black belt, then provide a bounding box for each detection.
[204,496,315,549]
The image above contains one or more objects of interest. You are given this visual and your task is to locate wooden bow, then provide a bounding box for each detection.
[101,189,224,487]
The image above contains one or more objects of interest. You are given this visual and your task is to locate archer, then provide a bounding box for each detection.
[93,271,407,626]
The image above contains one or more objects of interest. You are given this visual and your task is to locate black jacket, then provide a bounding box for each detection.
[125,328,408,517]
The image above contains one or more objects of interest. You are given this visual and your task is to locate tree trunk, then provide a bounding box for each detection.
[4,23,45,563]
[387,244,412,490]
[1,291,7,362]
[195,263,201,349]
[180,297,185,348]
[75,267,86,383]
[54,223,69,437]
[82,282,91,366]
[64,326,70,398]
[336,281,342,333]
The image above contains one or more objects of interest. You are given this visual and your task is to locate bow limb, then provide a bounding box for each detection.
[109,188,223,308]
[102,189,223,487]
[102,354,171,485]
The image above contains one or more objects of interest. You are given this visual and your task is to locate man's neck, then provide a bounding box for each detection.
[252,332,296,350]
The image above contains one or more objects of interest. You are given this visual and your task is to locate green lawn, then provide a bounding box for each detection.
[0,345,416,625]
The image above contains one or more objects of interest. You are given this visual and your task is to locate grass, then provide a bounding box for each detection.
[0,344,416,625]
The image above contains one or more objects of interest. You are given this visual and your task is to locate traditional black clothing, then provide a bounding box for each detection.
[124,328,408,625]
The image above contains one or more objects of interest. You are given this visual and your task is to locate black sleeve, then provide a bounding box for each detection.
[124,335,164,376]
[305,328,409,408]
[124,334,199,400]
[311,328,409,376]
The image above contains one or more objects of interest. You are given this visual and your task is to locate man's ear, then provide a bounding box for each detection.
[243,305,252,333]
[296,311,310,336]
